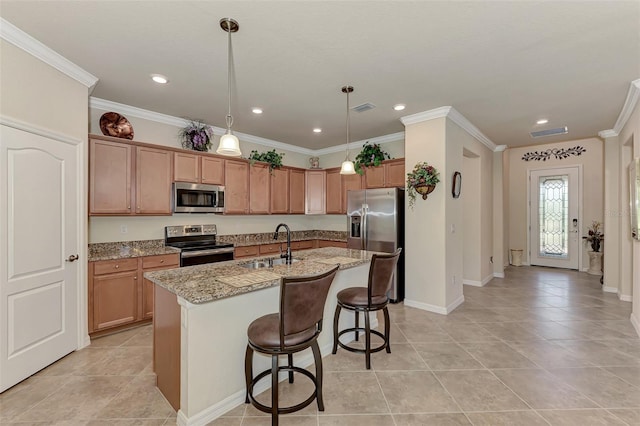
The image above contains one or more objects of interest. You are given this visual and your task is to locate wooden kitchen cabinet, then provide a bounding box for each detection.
[224,159,250,214]
[290,240,314,250]
[318,240,348,248]
[250,163,271,214]
[305,170,326,214]
[325,168,342,214]
[89,137,172,216]
[363,159,405,189]
[141,254,180,320]
[136,146,173,214]
[259,243,281,255]
[270,167,289,214]
[89,253,179,336]
[234,245,260,258]
[89,139,133,214]
[289,168,306,214]
[174,152,225,185]
[342,172,363,213]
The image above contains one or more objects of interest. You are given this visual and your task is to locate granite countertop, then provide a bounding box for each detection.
[88,240,180,262]
[144,247,375,305]
[89,230,347,262]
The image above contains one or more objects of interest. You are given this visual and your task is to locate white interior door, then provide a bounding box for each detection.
[529,167,580,269]
[0,124,79,392]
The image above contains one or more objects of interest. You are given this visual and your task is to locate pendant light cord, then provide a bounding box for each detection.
[226,19,233,131]
[345,88,350,160]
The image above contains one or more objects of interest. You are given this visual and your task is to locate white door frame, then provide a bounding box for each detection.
[1,116,89,387]
[527,164,583,271]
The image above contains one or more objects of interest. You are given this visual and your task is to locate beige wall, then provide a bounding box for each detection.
[506,138,604,269]
[616,99,639,332]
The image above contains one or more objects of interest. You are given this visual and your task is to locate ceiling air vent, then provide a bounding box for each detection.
[352,103,376,113]
[530,126,568,138]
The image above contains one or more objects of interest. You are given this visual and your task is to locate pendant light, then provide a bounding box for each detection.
[217,18,242,157]
[340,85,356,175]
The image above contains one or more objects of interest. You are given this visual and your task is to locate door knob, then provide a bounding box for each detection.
[66,254,79,262]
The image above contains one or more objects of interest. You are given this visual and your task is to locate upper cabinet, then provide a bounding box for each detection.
[342,172,363,213]
[224,159,250,214]
[89,138,172,216]
[363,159,405,189]
[289,168,305,214]
[174,152,224,185]
[270,167,290,214]
[325,168,342,214]
[250,163,270,214]
[305,170,326,215]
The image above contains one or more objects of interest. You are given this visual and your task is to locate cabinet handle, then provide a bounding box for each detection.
[127,205,131,209]
[134,276,137,280]
[160,260,164,263]
[115,265,119,269]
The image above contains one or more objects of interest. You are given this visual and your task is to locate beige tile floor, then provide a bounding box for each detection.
[2,266,639,425]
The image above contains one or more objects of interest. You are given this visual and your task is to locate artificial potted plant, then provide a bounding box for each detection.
[248,149,285,173]
[583,220,604,275]
[179,119,213,152]
[354,142,391,175]
[406,162,440,208]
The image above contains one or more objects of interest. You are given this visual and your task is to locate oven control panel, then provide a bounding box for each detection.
[165,224,218,237]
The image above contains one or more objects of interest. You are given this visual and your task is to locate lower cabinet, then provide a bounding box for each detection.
[89,253,179,336]
[318,240,348,248]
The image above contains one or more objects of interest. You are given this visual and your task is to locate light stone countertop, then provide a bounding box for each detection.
[144,247,376,304]
[88,240,180,262]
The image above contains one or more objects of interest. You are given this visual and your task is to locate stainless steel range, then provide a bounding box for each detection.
[165,225,234,267]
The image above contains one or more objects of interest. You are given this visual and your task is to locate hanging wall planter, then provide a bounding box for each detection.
[406,162,440,208]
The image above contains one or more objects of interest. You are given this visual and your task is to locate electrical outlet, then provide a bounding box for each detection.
[120,225,128,234]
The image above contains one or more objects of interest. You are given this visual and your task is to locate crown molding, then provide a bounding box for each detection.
[400,106,498,152]
[598,129,618,139]
[612,78,640,134]
[494,145,507,152]
[90,97,404,156]
[313,132,405,156]
[1,18,98,90]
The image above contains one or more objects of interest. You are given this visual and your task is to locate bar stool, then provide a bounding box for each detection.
[244,265,339,426]
[332,249,402,369]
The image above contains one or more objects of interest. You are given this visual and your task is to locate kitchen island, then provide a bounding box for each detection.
[144,247,378,426]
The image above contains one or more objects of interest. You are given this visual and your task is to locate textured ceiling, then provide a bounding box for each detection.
[1,1,638,150]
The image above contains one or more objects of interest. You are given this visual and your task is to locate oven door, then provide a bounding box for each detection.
[180,247,234,267]
[173,182,225,213]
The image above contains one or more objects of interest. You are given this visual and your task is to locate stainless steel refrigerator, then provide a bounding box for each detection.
[347,187,405,302]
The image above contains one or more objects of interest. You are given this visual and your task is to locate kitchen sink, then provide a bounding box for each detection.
[241,257,300,269]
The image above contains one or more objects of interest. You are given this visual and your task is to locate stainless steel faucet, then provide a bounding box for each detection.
[274,223,292,264]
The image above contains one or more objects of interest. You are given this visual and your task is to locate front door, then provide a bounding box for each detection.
[0,124,79,392]
[529,167,580,269]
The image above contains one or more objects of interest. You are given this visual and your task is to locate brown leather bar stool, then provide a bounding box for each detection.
[332,249,402,369]
[244,265,339,426]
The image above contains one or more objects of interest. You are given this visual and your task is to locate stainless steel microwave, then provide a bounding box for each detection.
[173,182,225,213]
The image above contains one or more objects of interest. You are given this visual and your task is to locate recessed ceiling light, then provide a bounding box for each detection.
[393,104,406,111]
[252,108,263,114]
[313,128,322,133]
[536,119,549,125]
[150,74,168,84]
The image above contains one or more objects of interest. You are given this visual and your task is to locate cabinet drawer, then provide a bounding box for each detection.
[291,240,314,250]
[93,258,138,275]
[235,245,259,258]
[142,254,179,270]
[259,243,281,255]
[318,240,347,248]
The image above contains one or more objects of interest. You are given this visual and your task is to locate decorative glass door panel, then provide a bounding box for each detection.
[530,167,579,269]
[538,175,569,258]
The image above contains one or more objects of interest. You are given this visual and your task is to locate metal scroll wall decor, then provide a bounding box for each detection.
[521,146,586,162]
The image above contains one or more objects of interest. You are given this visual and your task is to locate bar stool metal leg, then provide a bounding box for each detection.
[311,340,324,411]
[271,354,278,426]
[364,309,371,369]
[332,305,341,354]
[287,354,294,383]
[383,306,391,354]
[355,311,360,341]
[244,345,253,403]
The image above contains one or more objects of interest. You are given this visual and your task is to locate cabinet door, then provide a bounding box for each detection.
[305,170,326,215]
[325,168,342,214]
[342,173,363,214]
[173,152,200,183]
[136,146,173,214]
[224,160,250,214]
[93,271,138,331]
[201,157,225,185]
[364,166,385,188]
[270,168,289,214]
[385,159,405,187]
[142,254,179,320]
[289,169,305,214]
[250,163,270,214]
[89,139,133,215]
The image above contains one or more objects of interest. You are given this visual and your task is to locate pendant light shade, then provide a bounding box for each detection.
[340,85,356,175]
[216,18,242,157]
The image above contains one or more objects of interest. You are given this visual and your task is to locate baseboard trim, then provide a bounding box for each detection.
[462,279,482,287]
[602,286,618,294]
[630,312,640,337]
[619,294,633,302]
[177,319,378,426]
[404,295,465,314]
[493,272,505,278]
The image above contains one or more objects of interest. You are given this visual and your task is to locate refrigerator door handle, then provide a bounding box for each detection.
[361,204,367,250]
